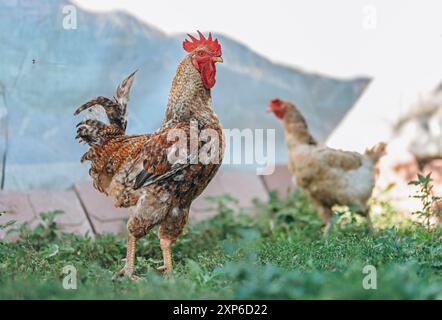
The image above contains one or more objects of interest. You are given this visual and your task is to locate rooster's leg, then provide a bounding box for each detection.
[115,235,140,281]
[158,237,173,275]
[157,210,189,275]
[114,215,150,281]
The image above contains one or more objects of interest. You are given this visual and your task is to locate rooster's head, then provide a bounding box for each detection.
[183,31,223,89]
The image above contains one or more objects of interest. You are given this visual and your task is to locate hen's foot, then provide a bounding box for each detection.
[366,216,375,234]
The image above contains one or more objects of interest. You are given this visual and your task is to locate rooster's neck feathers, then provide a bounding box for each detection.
[163,56,219,126]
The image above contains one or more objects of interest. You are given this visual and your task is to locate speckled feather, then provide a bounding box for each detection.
[74,70,137,139]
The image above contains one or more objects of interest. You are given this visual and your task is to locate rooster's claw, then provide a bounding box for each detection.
[113,267,140,281]
[156,265,172,275]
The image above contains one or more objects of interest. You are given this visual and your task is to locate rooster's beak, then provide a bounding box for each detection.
[267,107,272,113]
[212,57,223,63]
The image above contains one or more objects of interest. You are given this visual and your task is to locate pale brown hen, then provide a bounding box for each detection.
[74,32,225,279]
[269,99,386,236]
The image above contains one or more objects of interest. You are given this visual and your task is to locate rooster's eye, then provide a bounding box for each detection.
[198,51,205,56]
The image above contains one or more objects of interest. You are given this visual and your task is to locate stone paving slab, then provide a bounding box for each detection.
[191,170,269,222]
[73,182,128,235]
[2,162,441,239]
[28,191,93,236]
[218,170,269,206]
[192,170,269,210]
[1,170,277,237]
[0,192,35,239]
[73,170,270,231]
[0,190,93,239]
[260,164,296,198]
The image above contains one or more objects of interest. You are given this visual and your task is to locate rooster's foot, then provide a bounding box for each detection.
[113,266,140,281]
[156,265,172,275]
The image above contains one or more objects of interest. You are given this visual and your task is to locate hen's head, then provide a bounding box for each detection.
[268,99,290,119]
[183,31,223,89]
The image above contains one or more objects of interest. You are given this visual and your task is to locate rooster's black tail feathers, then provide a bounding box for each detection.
[74,70,137,147]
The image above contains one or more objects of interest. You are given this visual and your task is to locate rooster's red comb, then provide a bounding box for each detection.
[183,31,222,56]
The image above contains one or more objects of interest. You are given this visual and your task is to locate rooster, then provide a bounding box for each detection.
[74,31,224,279]
[268,99,386,236]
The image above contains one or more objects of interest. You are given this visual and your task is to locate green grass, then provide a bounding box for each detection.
[1,191,442,299]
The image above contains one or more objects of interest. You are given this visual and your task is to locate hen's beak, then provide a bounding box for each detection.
[267,107,273,113]
[212,57,223,63]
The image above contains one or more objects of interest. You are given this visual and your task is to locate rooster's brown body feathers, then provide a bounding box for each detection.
[75,52,224,277]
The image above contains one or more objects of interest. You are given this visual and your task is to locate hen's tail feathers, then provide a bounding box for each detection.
[74,70,138,147]
[365,142,387,165]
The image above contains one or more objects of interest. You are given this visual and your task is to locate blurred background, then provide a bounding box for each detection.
[0,0,441,232]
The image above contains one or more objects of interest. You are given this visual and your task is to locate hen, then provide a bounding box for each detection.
[74,31,224,279]
[269,99,386,235]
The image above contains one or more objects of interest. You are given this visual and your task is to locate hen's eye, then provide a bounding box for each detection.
[198,51,205,56]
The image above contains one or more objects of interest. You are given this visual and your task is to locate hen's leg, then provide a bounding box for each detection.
[359,208,374,234]
[366,214,374,234]
[157,208,189,275]
[356,203,374,234]
[323,215,333,237]
[317,204,333,237]
[309,197,333,237]
[306,192,333,238]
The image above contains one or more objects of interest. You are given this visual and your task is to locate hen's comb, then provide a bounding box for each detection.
[183,31,222,55]
[270,99,283,107]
